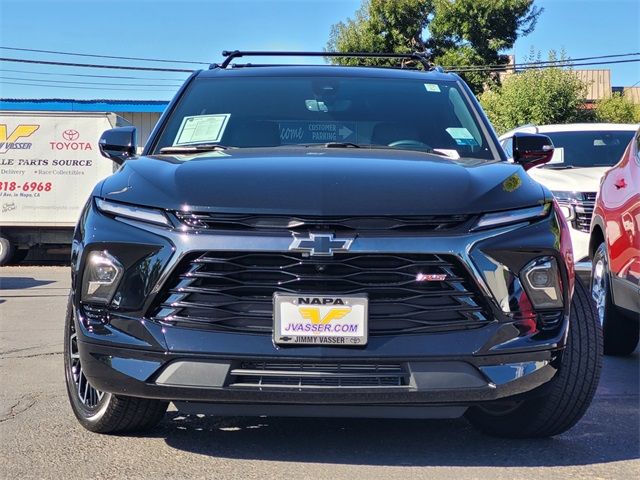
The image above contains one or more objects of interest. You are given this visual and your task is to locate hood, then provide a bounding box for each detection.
[527,166,607,194]
[100,148,545,216]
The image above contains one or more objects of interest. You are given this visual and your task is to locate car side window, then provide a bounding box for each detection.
[501,137,513,159]
[635,131,640,166]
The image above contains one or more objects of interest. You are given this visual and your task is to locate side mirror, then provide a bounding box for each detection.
[512,132,554,170]
[99,127,137,165]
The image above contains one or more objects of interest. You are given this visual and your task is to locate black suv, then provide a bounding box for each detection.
[65,51,601,438]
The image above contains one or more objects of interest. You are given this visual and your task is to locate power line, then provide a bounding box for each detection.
[1,81,178,91]
[0,68,186,81]
[0,75,183,87]
[444,52,640,70]
[1,52,638,76]
[451,57,640,73]
[0,46,208,65]
[4,45,637,70]
[0,57,194,72]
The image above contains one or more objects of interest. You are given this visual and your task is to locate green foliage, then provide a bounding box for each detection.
[594,93,640,123]
[327,0,542,92]
[479,52,591,134]
[430,0,541,90]
[327,0,432,67]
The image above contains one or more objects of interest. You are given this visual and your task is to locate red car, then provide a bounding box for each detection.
[589,128,640,355]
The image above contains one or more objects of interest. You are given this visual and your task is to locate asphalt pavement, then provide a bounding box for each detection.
[1,266,638,480]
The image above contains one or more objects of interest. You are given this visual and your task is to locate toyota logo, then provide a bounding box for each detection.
[62,129,80,141]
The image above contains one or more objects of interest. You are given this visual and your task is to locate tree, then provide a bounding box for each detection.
[327,0,542,93]
[429,0,541,92]
[478,52,590,134]
[594,93,640,123]
[327,1,432,64]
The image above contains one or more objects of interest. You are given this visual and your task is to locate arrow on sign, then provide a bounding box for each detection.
[338,126,353,139]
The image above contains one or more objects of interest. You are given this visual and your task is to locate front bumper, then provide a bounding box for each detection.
[71,200,572,417]
[77,325,559,418]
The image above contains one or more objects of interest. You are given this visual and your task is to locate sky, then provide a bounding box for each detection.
[0,0,638,101]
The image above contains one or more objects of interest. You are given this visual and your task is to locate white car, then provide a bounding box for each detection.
[499,123,638,263]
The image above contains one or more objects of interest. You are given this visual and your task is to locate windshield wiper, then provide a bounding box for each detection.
[541,164,575,170]
[324,142,361,148]
[159,143,229,154]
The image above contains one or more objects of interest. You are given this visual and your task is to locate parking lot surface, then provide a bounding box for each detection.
[1,266,638,480]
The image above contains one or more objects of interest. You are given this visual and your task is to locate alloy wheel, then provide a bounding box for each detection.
[68,321,105,409]
[591,258,606,326]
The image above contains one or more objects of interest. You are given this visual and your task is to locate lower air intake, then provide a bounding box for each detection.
[229,361,410,390]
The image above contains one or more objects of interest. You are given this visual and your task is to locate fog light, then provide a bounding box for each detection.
[82,250,123,304]
[529,269,551,288]
[521,256,563,309]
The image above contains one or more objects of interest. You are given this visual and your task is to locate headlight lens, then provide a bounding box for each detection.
[95,198,170,226]
[81,250,124,304]
[520,256,563,309]
[551,191,582,220]
[473,203,550,231]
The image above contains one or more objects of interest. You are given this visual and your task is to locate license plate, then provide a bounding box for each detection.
[273,293,368,346]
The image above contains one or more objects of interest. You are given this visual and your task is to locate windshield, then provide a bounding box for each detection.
[153,76,496,161]
[544,130,635,168]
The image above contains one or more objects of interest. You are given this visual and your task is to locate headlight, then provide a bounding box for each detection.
[81,250,124,304]
[472,203,550,231]
[551,191,581,220]
[95,198,170,226]
[520,256,563,309]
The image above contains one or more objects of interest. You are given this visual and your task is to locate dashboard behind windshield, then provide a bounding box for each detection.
[152,76,496,161]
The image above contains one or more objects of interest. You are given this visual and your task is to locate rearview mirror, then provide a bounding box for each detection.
[99,127,137,165]
[512,132,554,170]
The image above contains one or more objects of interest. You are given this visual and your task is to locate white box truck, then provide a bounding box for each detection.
[0,111,119,264]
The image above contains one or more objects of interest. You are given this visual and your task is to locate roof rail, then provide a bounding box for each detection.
[213,50,434,70]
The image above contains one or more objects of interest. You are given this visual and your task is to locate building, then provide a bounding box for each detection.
[574,70,613,104]
[0,98,169,147]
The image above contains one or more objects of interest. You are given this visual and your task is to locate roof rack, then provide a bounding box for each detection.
[213,50,434,70]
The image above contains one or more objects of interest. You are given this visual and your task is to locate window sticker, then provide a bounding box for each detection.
[446,127,478,146]
[424,83,441,93]
[173,114,230,146]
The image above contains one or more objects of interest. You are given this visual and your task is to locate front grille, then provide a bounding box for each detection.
[81,304,108,323]
[538,310,564,331]
[153,252,491,335]
[569,193,596,233]
[229,361,409,390]
[174,212,473,233]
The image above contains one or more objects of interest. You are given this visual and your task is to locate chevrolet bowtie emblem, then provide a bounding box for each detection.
[289,233,354,256]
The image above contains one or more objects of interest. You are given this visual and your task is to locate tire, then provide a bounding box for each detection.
[0,236,14,266]
[64,297,168,433]
[466,276,602,438]
[591,242,639,356]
